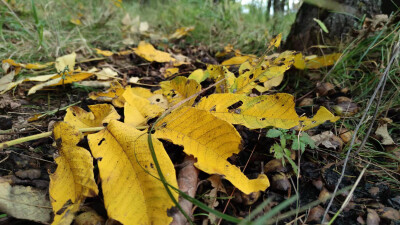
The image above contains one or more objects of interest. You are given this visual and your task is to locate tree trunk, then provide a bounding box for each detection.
[284,0,384,53]
[266,0,272,20]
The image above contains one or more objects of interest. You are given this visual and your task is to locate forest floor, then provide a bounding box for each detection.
[0,1,400,225]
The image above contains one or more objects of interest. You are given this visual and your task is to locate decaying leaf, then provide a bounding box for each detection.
[375,118,395,145]
[123,86,165,126]
[196,93,339,130]
[133,41,176,63]
[311,131,343,150]
[50,122,98,224]
[155,106,270,194]
[0,178,52,223]
[95,68,118,80]
[64,104,120,129]
[87,120,178,225]
[158,76,201,107]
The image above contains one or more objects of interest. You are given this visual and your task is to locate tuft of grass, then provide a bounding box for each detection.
[323,19,400,189]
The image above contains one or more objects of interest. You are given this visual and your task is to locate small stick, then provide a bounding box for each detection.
[0,127,104,150]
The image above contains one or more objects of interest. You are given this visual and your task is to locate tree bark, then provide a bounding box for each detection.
[284,0,384,53]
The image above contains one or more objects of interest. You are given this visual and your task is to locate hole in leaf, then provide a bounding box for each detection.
[150,163,154,168]
[249,74,254,79]
[98,138,105,146]
[156,98,160,102]
[227,101,243,110]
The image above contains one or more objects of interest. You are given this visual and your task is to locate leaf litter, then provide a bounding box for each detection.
[0,30,399,225]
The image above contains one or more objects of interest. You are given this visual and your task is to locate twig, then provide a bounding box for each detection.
[0,126,105,150]
[321,42,400,223]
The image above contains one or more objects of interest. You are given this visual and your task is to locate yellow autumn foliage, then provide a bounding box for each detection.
[2,59,54,70]
[158,76,201,107]
[155,107,270,195]
[50,122,98,224]
[133,41,176,63]
[123,86,165,126]
[87,120,178,225]
[64,104,120,129]
[196,93,339,130]
[89,81,126,107]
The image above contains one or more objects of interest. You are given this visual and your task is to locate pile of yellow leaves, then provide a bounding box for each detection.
[1,35,341,224]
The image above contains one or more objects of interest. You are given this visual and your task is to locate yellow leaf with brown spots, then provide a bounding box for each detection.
[64,104,120,129]
[196,93,339,130]
[159,76,201,107]
[123,86,165,126]
[50,122,98,224]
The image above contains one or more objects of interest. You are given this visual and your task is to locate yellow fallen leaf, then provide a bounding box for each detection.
[293,53,341,70]
[255,74,284,93]
[64,104,120,129]
[94,48,114,57]
[300,106,340,130]
[206,65,224,80]
[159,76,201,107]
[155,106,270,194]
[27,72,94,95]
[50,122,98,224]
[89,81,126,107]
[87,120,178,225]
[188,69,208,83]
[269,33,282,48]
[196,93,339,130]
[169,26,195,39]
[2,59,54,70]
[221,55,252,67]
[95,68,118,80]
[55,52,76,73]
[163,67,179,78]
[123,86,165,126]
[133,41,176,63]
[232,56,293,94]
[215,66,236,93]
[304,53,341,69]
[118,49,134,55]
[70,18,82,25]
